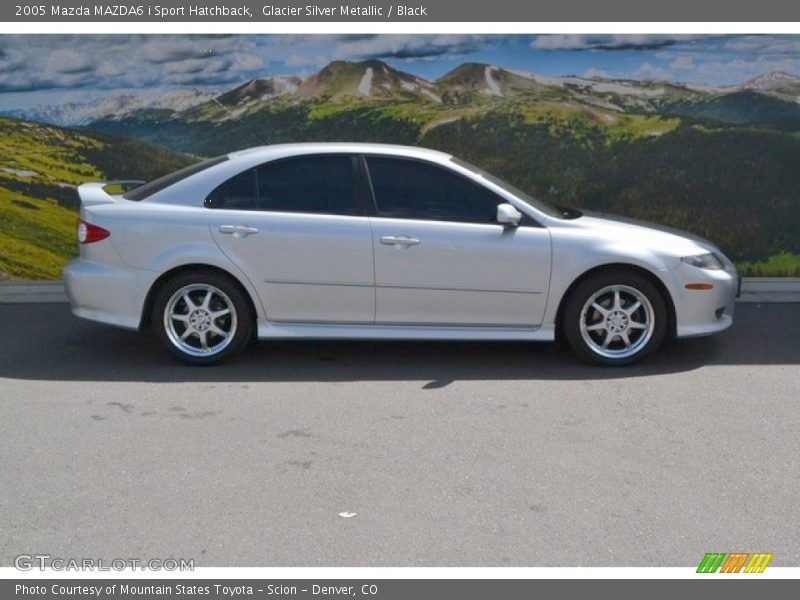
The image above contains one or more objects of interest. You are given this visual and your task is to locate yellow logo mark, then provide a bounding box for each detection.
[744,553,773,574]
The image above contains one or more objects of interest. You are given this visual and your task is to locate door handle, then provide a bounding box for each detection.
[219,224,259,238]
[380,235,421,247]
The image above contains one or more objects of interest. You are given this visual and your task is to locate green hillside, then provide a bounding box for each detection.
[0,117,192,280]
[89,92,800,268]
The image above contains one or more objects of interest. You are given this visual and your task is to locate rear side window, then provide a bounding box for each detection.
[206,169,258,210]
[123,155,229,201]
[365,156,503,223]
[206,155,358,215]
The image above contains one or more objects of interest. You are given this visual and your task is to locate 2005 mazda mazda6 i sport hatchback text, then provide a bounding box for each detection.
[63,143,739,366]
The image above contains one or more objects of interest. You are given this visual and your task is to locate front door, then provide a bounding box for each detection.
[365,156,551,327]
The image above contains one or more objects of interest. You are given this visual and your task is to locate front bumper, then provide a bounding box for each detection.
[667,263,738,338]
[63,258,153,330]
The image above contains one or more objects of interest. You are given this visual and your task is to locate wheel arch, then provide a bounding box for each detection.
[554,263,676,340]
[139,263,258,332]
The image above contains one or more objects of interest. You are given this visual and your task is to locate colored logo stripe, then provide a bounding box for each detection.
[744,553,773,573]
[719,553,749,573]
[697,553,726,573]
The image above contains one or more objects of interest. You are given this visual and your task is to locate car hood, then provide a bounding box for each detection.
[576,209,719,251]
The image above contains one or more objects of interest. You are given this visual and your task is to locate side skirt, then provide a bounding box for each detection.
[256,322,556,341]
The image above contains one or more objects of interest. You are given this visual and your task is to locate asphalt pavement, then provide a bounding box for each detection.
[1,303,798,567]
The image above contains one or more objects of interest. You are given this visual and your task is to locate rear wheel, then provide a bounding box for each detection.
[562,270,668,366]
[152,271,253,365]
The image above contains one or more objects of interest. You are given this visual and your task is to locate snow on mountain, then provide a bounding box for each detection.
[742,71,800,91]
[4,88,218,127]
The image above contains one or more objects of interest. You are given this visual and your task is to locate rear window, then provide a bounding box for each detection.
[122,155,229,201]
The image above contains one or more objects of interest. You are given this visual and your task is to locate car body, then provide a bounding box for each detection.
[64,143,738,365]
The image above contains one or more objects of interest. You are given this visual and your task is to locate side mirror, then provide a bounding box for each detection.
[496,203,522,227]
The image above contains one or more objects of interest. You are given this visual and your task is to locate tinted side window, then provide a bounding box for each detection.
[257,155,356,215]
[366,157,503,223]
[206,169,258,210]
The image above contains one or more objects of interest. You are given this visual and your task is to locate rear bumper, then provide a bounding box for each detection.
[63,258,152,330]
[668,264,738,338]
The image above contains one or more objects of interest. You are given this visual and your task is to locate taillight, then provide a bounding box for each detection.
[77,219,110,244]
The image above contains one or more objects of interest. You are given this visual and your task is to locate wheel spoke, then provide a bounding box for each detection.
[180,328,194,341]
[629,321,647,330]
[613,289,622,310]
[591,302,609,317]
[602,331,615,348]
[209,324,229,339]
[586,322,606,332]
[198,331,209,350]
[182,293,197,310]
[620,332,631,348]
[211,308,231,319]
[625,300,641,316]
[171,312,189,322]
[201,290,213,310]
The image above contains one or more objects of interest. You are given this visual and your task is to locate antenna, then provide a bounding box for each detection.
[191,86,270,147]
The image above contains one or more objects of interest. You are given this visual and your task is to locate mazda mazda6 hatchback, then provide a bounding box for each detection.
[64,143,738,366]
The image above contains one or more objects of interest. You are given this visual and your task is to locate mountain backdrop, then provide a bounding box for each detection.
[2,59,800,279]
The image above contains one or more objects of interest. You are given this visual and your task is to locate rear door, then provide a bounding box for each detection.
[365,156,551,327]
[209,154,375,324]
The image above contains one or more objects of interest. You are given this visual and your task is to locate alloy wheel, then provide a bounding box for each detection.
[579,284,655,360]
[163,283,238,358]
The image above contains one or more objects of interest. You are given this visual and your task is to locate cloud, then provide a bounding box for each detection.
[0,35,266,93]
[46,50,94,74]
[670,56,695,71]
[276,34,373,45]
[724,35,800,55]
[635,62,672,80]
[532,34,709,51]
[141,36,240,64]
[334,35,493,61]
[285,53,329,68]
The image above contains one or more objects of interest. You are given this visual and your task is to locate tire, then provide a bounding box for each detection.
[561,269,668,366]
[152,270,253,365]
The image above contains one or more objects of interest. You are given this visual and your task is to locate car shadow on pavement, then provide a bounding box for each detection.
[0,303,797,383]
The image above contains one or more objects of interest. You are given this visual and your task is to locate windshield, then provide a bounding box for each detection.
[451,157,574,219]
[123,155,229,201]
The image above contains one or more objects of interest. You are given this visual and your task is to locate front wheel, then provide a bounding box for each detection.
[562,270,668,366]
[152,271,253,365]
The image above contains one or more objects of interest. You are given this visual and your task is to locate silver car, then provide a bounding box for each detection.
[63,143,738,366]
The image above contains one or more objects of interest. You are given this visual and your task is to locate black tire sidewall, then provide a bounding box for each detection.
[563,270,668,366]
[152,271,253,365]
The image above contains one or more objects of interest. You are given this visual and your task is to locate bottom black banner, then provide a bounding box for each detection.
[2,579,794,600]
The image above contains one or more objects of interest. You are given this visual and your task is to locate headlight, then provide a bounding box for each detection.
[681,252,724,270]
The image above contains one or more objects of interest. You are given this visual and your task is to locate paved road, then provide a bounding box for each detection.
[1,303,798,567]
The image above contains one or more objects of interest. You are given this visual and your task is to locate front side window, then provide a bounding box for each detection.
[365,157,503,223]
[206,155,357,215]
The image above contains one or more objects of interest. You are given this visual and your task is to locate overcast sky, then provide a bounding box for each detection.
[1,34,799,109]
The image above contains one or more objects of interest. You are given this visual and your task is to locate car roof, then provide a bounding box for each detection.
[226,143,453,163]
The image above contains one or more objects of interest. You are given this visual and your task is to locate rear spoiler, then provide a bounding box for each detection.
[77,181,145,207]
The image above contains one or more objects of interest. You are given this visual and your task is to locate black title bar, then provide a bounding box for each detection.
[5,0,800,22]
